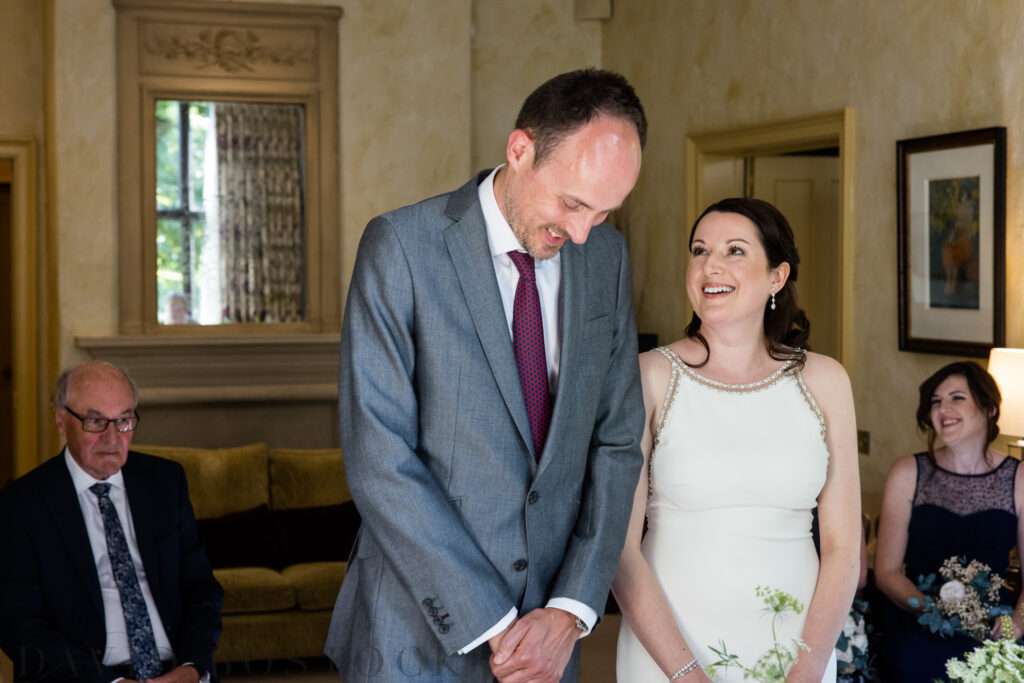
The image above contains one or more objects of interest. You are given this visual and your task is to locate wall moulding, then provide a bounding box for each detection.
[138,23,320,79]
[113,0,342,336]
[76,334,340,404]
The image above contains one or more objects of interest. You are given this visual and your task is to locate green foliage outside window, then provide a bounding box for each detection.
[155,100,213,323]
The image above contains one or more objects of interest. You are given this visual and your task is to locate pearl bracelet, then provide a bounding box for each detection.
[669,658,699,681]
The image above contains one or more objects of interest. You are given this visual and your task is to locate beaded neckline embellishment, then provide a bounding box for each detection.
[673,353,796,394]
[646,345,827,506]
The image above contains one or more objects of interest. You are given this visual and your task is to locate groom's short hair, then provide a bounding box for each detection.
[514,67,647,166]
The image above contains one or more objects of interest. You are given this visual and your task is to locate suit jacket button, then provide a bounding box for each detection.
[422,598,433,607]
[429,607,438,616]
[527,491,539,504]
[513,559,528,571]
[440,624,450,634]
[434,617,441,625]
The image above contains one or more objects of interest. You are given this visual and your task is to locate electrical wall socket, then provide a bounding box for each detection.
[857,430,870,455]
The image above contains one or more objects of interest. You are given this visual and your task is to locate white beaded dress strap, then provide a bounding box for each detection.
[652,346,684,449]
[647,346,685,508]
[793,366,827,446]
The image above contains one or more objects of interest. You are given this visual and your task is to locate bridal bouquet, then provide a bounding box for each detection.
[945,639,1024,682]
[707,586,808,682]
[909,556,1013,641]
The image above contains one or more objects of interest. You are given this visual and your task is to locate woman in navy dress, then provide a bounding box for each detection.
[874,361,1024,681]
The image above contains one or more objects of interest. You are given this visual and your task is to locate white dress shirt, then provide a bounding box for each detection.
[64,450,176,670]
[456,168,596,655]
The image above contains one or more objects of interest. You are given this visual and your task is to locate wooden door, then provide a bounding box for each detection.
[0,159,12,488]
[752,156,840,360]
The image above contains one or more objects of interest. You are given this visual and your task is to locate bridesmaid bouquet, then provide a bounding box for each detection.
[836,598,876,682]
[707,586,808,682]
[945,639,1024,682]
[909,556,1013,641]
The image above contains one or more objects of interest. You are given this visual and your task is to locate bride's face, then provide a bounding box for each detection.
[686,211,779,326]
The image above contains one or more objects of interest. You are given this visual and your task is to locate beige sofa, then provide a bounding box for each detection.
[133,443,356,664]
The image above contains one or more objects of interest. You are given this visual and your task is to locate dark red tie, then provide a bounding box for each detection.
[508,251,553,457]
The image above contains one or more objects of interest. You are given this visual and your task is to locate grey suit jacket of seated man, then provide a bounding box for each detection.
[325,170,645,682]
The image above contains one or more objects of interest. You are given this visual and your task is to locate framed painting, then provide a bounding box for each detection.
[897,127,1006,357]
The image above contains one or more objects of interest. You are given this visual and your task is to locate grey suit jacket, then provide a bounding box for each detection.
[325,171,644,681]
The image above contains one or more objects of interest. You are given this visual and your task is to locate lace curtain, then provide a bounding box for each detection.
[216,102,305,323]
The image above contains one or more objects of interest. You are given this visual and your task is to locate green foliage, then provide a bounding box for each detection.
[155,100,215,322]
[707,586,808,682]
[836,598,877,682]
[156,100,181,211]
[946,639,1024,682]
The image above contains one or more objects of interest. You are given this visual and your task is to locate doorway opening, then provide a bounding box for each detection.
[1,140,39,483]
[685,109,856,368]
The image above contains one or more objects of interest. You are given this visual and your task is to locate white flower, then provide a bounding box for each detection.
[836,646,853,663]
[851,633,868,652]
[842,615,857,633]
[939,580,967,601]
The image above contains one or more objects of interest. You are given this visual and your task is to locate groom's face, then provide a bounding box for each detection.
[501,114,642,260]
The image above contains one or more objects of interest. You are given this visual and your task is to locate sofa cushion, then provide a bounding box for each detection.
[214,567,295,614]
[133,443,269,519]
[281,562,347,611]
[268,448,350,509]
[196,504,275,569]
[271,502,361,566]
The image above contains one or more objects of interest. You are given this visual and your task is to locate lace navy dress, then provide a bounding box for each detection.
[876,453,1019,682]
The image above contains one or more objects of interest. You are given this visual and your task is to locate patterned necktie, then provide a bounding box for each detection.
[89,483,163,681]
[508,251,553,457]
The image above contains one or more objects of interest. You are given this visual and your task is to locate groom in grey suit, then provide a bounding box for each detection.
[326,69,647,682]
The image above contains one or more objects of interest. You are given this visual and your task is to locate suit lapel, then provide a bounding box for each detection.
[123,456,162,605]
[443,175,535,462]
[43,455,105,616]
[537,241,584,477]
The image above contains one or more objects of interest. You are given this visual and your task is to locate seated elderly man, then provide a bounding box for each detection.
[0,361,222,682]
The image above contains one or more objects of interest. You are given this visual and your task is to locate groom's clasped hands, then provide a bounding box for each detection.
[489,608,581,682]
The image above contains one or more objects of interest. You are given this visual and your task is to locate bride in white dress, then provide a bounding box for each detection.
[612,198,860,682]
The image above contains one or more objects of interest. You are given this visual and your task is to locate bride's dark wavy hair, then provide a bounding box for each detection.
[684,197,811,369]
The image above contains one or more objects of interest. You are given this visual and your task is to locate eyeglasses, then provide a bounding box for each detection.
[62,406,140,433]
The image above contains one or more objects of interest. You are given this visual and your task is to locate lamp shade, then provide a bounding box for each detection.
[988,348,1024,439]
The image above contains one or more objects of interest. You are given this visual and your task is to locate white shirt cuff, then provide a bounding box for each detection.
[545,597,597,637]
[458,608,517,654]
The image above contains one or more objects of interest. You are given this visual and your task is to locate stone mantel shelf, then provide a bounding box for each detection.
[76,334,340,404]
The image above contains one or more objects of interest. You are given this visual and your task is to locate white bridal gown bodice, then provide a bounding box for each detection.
[616,347,836,682]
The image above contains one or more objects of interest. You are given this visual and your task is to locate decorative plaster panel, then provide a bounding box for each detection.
[139,21,319,79]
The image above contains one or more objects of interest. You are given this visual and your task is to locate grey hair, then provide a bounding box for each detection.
[53,361,139,410]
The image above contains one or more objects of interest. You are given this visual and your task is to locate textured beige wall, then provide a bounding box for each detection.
[602,0,1024,511]
[0,1,44,140]
[52,0,118,368]
[471,0,602,171]
[339,0,472,296]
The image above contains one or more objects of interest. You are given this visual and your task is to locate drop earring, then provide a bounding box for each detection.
[770,289,776,311]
